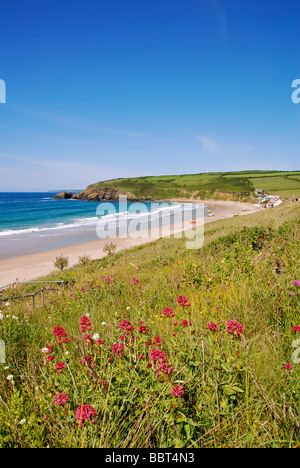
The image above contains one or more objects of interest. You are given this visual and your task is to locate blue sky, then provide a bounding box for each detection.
[0,0,299,191]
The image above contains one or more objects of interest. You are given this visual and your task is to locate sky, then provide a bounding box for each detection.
[0,0,299,191]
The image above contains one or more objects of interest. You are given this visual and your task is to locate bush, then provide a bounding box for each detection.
[78,254,92,266]
[54,255,69,271]
[103,242,117,256]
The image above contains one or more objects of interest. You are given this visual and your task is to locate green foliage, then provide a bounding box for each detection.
[54,255,69,271]
[0,203,300,447]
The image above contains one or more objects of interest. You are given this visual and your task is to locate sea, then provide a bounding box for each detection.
[0,192,205,260]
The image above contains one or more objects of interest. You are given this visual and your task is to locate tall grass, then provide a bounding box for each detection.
[0,202,300,447]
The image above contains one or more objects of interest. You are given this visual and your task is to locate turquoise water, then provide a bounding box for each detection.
[0,193,204,259]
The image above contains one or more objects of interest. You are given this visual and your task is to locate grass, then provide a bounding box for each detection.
[0,201,300,447]
[81,170,300,201]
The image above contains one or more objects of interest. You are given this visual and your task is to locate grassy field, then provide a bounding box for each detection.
[0,201,300,447]
[82,170,300,201]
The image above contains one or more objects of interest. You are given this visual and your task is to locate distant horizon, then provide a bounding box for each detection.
[1,168,300,193]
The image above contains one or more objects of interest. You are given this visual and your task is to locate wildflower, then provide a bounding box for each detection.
[75,404,97,426]
[55,362,66,374]
[92,333,100,341]
[80,316,93,333]
[181,320,192,327]
[111,343,124,357]
[54,393,69,406]
[138,325,147,334]
[153,336,162,346]
[101,321,107,326]
[171,384,185,397]
[47,355,54,362]
[96,339,104,345]
[293,326,300,332]
[226,320,244,336]
[81,355,94,367]
[155,359,174,377]
[118,320,134,333]
[42,345,53,354]
[126,307,130,310]
[131,278,139,284]
[292,281,300,288]
[286,363,293,370]
[207,323,218,332]
[19,419,26,425]
[7,375,14,381]
[149,349,167,362]
[53,326,70,344]
[163,307,176,317]
[177,296,191,307]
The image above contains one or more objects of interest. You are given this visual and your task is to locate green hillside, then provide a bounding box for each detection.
[1,202,300,447]
[81,170,300,201]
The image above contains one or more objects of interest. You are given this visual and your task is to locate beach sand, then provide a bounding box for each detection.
[0,200,260,286]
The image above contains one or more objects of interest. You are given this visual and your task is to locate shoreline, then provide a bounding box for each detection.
[0,200,260,286]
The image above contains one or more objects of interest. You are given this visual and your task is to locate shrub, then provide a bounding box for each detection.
[103,242,117,256]
[54,255,69,271]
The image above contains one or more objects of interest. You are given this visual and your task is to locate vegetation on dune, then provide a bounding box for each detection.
[0,202,300,447]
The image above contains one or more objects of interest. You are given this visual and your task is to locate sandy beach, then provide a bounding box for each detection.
[0,200,260,286]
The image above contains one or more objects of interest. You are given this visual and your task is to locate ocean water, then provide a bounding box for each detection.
[0,193,203,260]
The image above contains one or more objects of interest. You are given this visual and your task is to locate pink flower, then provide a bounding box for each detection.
[226,320,244,336]
[207,322,218,332]
[286,363,293,370]
[111,343,124,357]
[131,278,139,284]
[293,326,300,332]
[163,307,176,317]
[54,393,69,406]
[55,362,66,373]
[171,385,185,397]
[96,339,104,345]
[138,325,147,334]
[81,355,94,367]
[181,320,192,327]
[292,281,300,288]
[75,404,97,426]
[80,316,93,333]
[46,355,54,362]
[149,349,167,362]
[53,326,70,345]
[118,320,134,331]
[177,296,191,307]
[153,336,162,346]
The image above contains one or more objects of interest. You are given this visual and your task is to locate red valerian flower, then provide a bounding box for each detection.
[80,316,93,333]
[75,404,97,426]
[54,393,69,406]
[226,320,244,336]
[111,343,124,357]
[163,307,176,317]
[55,362,66,373]
[131,277,139,284]
[153,336,162,346]
[138,325,147,334]
[181,320,192,327]
[171,384,185,397]
[149,349,167,362]
[286,363,293,370]
[292,281,300,288]
[53,326,70,345]
[207,323,218,332]
[155,359,174,377]
[118,320,134,331]
[46,355,54,362]
[177,296,191,307]
[292,326,300,332]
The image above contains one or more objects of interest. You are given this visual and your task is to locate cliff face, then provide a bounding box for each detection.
[54,188,141,201]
